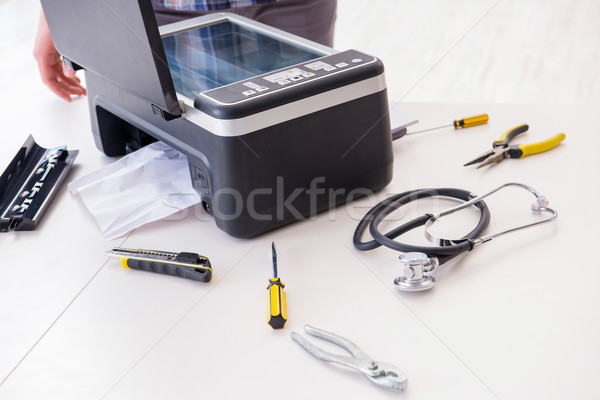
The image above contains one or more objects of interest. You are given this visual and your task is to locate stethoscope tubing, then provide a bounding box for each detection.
[353,188,490,265]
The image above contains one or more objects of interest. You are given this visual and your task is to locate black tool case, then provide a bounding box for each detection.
[41,0,393,238]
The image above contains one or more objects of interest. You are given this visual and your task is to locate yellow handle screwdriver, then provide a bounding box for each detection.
[404,113,489,136]
[267,242,287,329]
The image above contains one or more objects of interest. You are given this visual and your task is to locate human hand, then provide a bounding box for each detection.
[33,10,86,101]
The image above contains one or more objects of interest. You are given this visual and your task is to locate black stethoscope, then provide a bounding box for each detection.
[353,183,557,291]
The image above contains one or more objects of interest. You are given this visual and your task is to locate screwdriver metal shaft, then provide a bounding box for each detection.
[405,113,489,136]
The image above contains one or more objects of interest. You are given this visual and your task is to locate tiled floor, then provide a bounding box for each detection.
[1,0,598,104]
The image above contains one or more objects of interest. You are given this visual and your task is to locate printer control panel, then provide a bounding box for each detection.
[199,49,378,106]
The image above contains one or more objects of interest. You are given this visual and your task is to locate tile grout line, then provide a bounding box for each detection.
[345,244,502,400]
[0,230,136,388]
[99,243,257,400]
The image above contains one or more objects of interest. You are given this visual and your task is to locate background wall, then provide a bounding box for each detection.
[335,0,600,104]
[1,0,598,104]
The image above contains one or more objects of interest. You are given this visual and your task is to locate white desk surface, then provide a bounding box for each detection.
[0,20,599,395]
[1,79,598,399]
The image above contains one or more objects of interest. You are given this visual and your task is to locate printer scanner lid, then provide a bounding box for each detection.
[40,0,181,117]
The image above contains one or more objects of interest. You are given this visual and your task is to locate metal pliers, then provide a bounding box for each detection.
[464,124,566,168]
[291,325,407,391]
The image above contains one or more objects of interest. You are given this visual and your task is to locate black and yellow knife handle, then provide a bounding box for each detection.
[508,133,566,159]
[453,113,489,129]
[267,278,287,329]
[122,258,212,282]
[493,124,529,147]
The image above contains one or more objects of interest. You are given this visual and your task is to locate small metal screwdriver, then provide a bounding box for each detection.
[404,113,489,136]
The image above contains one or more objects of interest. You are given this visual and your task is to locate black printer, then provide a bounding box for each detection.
[41,1,393,238]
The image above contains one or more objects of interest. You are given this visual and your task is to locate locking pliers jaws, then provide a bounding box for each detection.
[291,324,407,391]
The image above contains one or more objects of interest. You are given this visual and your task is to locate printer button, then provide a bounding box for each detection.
[242,90,256,96]
[277,79,291,85]
[243,82,261,89]
[255,86,269,92]
[305,61,329,70]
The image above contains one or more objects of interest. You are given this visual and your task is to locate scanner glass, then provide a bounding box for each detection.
[162,20,325,99]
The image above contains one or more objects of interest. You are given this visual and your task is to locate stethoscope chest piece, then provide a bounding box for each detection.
[394,252,439,291]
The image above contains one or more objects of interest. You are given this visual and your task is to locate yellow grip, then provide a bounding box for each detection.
[454,113,489,129]
[269,284,286,318]
[267,278,287,329]
[518,133,566,158]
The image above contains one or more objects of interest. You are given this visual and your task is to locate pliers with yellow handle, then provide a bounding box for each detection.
[464,124,566,169]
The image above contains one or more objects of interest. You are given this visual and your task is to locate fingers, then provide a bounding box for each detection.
[45,75,86,102]
[34,11,86,102]
[55,63,87,96]
[62,64,77,78]
[38,57,87,102]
